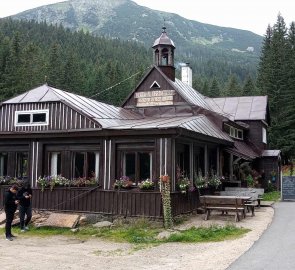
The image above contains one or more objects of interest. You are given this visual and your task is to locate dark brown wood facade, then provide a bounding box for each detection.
[0,102,99,133]
[0,186,199,217]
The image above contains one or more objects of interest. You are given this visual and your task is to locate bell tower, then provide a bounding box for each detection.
[152,27,176,81]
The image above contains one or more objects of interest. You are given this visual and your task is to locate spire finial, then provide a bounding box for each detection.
[162,18,166,33]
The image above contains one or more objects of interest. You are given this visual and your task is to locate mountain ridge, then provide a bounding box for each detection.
[9,0,262,82]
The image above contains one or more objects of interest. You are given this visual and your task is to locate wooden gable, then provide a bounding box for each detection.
[123,66,189,109]
[0,101,100,133]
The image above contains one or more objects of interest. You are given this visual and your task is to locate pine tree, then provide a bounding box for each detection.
[242,75,256,96]
[226,74,242,96]
[208,77,220,97]
[257,25,273,95]
[279,22,295,156]
[47,43,63,87]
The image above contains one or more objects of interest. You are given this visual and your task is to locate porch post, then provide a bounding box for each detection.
[204,145,208,174]
[190,142,194,180]
[216,147,220,176]
[229,153,233,181]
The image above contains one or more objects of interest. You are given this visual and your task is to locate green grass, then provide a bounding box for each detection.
[0,221,250,245]
[166,225,250,243]
[262,191,281,201]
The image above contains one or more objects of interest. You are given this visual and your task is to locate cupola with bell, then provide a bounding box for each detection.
[152,27,176,81]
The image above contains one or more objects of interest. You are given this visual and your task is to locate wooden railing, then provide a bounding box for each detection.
[0,186,199,218]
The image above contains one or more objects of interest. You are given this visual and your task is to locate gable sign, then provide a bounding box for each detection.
[135,90,176,107]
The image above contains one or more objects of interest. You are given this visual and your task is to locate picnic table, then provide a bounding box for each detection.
[200,195,251,222]
[223,187,264,207]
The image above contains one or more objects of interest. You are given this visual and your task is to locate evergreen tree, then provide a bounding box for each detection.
[257,25,273,95]
[225,74,242,96]
[201,80,210,96]
[242,75,256,96]
[279,22,295,156]
[208,77,220,97]
[47,43,63,87]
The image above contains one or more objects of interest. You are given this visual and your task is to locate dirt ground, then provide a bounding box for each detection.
[0,207,274,270]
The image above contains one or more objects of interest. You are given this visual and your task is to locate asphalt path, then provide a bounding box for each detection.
[227,202,295,270]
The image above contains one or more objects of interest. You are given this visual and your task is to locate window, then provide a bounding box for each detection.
[15,110,49,126]
[237,130,243,140]
[123,152,152,182]
[225,124,243,140]
[150,81,160,88]
[0,153,8,176]
[176,143,190,177]
[16,152,29,178]
[194,146,204,176]
[262,127,267,144]
[72,152,99,179]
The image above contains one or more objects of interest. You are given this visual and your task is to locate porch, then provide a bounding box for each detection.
[0,186,199,218]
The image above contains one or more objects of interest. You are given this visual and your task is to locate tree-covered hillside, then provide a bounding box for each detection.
[11,0,262,84]
[0,18,151,105]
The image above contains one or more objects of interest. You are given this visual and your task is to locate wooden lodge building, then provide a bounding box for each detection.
[0,28,281,217]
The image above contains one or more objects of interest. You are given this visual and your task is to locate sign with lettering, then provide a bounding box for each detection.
[282,176,295,201]
[135,90,176,107]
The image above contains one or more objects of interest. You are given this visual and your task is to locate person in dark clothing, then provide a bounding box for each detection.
[17,182,32,232]
[4,184,19,241]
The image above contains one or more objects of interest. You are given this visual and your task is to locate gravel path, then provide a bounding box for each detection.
[0,207,273,270]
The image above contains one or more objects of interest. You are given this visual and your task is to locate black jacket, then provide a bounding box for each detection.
[17,187,32,207]
[4,190,18,212]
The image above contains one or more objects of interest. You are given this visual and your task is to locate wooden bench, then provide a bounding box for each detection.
[221,190,260,215]
[200,195,249,222]
[225,187,264,207]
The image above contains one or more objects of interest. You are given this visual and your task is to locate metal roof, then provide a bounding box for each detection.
[152,28,175,48]
[99,115,233,143]
[172,78,214,110]
[206,96,268,121]
[3,84,142,121]
[261,150,281,157]
[225,140,260,160]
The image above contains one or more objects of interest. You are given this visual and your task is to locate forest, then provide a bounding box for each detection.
[0,16,294,159]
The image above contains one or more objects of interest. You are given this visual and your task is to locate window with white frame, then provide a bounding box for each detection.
[72,152,99,179]
[15,110,49,126]
[262,127,267,144]
[225,124,243,140]
[123,152,152,182]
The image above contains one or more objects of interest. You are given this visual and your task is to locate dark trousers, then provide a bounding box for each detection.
[19,205,32,229]
[5,210,15,237]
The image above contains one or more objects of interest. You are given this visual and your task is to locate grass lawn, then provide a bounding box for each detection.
[262,191,281,201]
[0,219,250,245]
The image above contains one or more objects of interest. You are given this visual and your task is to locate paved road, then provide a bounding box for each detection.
[227,202,295,270]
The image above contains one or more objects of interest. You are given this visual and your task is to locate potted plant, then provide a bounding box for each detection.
[138,178,155,191]
[113,176,134,189]
[177,177,190,194]
[208,172,222,191]
[194,170,209,195]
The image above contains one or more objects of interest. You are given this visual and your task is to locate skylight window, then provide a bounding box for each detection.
[15,110,49,126]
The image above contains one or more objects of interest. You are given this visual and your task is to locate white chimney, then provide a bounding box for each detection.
[181,63,192,87]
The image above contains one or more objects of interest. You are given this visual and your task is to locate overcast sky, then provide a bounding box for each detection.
[0,0,294,35]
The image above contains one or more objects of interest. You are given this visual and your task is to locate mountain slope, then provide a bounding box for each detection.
[10,0,263,81]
